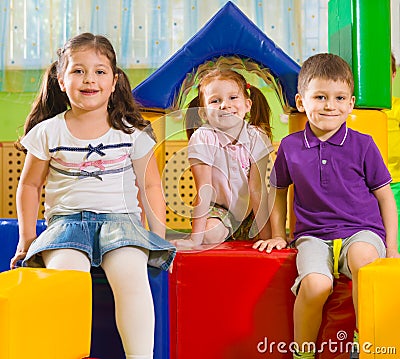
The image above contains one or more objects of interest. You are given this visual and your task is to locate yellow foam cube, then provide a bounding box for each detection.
[0,268,92,359]
[359,258,400,358]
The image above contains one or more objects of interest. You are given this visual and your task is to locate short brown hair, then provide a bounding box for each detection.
[297,53,354,95]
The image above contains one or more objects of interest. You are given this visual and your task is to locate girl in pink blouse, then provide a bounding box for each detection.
[172,69,274,250]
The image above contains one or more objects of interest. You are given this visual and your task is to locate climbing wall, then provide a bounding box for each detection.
[0,142,45,218]
[0,140,279,229]
[163,141,194,230]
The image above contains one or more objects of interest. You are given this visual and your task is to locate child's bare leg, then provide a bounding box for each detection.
[294,273,332,348]
[346,242,379,327]
[202,217,229,245]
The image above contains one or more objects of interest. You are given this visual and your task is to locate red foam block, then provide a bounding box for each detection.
[169,241,355,359]
[169,242,297,358]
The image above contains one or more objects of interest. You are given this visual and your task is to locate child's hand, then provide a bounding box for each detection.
[168,238,200,274]
[386,246,400,258]
[252,237,287,253]
[10,238,36,269]
[169,238,200,251]
[168,261,174,274]
[10,249,27,269]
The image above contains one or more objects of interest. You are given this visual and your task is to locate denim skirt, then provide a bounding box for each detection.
[23,211,176,271]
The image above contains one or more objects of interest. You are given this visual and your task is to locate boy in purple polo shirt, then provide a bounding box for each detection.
[253,53,399,359]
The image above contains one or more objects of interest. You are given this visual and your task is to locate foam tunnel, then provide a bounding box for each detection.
[132,1,300,110]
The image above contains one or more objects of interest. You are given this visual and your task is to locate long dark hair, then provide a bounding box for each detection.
[16,32,154,150]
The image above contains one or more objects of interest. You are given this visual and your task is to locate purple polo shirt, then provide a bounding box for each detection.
[271,122,391,243]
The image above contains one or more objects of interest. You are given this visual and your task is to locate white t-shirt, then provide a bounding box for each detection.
[21,112,156,221]
[187,122,273,221]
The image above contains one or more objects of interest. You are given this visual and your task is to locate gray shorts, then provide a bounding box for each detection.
[291,230,386,295]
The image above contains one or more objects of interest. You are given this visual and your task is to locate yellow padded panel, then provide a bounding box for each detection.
[0,268,91,359]
[358,258,400,358]
[289,109,388,164]
[141,111,166,174]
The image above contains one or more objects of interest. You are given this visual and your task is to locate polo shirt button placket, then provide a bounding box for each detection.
[321,159,328,185]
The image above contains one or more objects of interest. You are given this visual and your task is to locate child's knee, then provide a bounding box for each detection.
[298,273,332,301]
[347,241,379,274]
[203,219,229,244]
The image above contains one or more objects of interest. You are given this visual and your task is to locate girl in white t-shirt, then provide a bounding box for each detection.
[172,69,274,250]
[10,33,175,359]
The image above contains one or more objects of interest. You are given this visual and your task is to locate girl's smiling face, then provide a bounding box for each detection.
[295,77,355,141]
[200,79,252,132]
[58,48,118,114]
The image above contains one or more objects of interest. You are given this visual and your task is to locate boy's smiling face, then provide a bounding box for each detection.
[295,77,355,141]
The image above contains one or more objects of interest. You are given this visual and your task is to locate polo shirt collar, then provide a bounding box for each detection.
[303,122,348,148]
[209,121,251,147]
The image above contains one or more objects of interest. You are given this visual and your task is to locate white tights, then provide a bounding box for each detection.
[42,247,154,359]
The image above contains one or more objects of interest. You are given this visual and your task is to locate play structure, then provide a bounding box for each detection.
[0,1,399,358]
